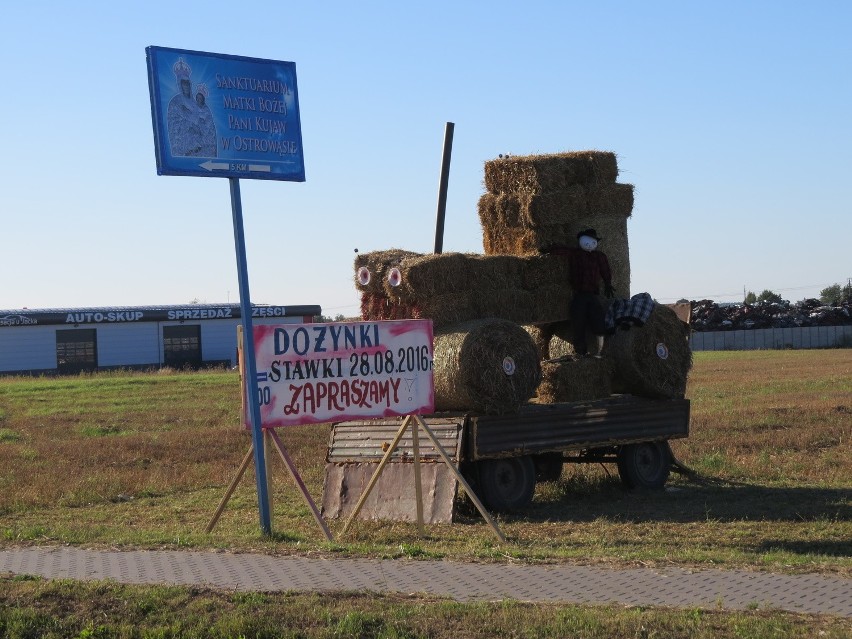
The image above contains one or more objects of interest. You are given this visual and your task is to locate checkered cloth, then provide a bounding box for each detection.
[605,292,655,332]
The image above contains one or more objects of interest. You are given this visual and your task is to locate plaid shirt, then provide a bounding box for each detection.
[606,292,656,330]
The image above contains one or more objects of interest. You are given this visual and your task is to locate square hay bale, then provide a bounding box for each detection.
[354,249,423,296]
[584,183,635,218]
[475,288,539,324]
[357,251,625,330]
[547,330,576,360]
[532,284,574,323]
[387,253,524,302]
[359,292,419,322]
[389,252,471,300]
[414,293,480,328]
[483,151,619,195]
[536,358,613,404]
[483,219,632,298]
[522,324,554,361]
[478,184,634,229]
[520,255,571,289]
[481,225,540,256]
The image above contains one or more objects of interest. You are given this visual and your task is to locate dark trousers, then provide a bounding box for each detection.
[570,292,606,355]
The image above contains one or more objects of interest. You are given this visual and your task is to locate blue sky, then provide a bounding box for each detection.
[1,1,849,316]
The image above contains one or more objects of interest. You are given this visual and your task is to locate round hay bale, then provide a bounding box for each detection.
[604,305,692,399]
[537,358,612,404]
[433,318,541,414]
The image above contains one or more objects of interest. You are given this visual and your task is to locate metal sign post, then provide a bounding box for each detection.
[229,177,271,533]
[433,122,454,254]
[146,46,306,535]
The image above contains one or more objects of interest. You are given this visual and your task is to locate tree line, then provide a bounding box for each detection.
[744,281,851,306]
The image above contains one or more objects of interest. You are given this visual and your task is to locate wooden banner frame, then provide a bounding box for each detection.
[205,429,333,541]
[214,326,504,543]
[206,326,333,541]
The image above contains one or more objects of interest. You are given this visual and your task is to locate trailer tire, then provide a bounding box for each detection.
[478,456,536,512]
[534,452,564,482]
[617,441,671,489]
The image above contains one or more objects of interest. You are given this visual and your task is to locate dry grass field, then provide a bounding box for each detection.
[0,349,849,575]
[1,349,850,637]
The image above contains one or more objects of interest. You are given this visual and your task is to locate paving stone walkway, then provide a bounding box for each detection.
[1,547,850,617]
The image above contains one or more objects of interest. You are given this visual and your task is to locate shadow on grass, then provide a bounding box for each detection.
[476,476,851,526]
[758,539,851,558]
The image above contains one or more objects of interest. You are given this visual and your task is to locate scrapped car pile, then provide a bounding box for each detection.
[690,299,852,331]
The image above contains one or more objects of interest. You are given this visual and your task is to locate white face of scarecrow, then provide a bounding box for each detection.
[579,235,598,252]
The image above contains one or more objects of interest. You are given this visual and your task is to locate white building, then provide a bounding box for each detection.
[0,303,320,375]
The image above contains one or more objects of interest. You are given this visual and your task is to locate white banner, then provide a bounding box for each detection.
[252,320,435,427]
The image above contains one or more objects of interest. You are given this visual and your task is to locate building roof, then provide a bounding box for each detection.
[0,304,322,327]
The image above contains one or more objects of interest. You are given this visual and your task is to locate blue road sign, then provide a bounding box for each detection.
[146,46,304,181]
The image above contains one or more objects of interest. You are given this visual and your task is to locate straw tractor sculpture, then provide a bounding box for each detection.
[354,151,692,415]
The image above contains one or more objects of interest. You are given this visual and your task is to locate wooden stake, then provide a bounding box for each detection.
[205,444,254,533]
[412,417,425,535]
[341,415,413,535]
[267,429,334,542]
[264,429,274,530]
[414,416,506,543]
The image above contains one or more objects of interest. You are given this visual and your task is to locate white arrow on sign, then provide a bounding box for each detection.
[249,164,271,173]
[200,160,229,171]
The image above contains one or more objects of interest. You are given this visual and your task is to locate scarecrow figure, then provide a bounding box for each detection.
[545,228,615,356]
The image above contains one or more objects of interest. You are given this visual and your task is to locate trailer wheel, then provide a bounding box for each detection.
[617,441,671,489]
[534,452,564,482]
[478,456,536,512]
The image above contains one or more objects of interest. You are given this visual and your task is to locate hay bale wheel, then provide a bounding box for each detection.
[433,318,541,414]
[604,305,693,399]
[537,358,613,404]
